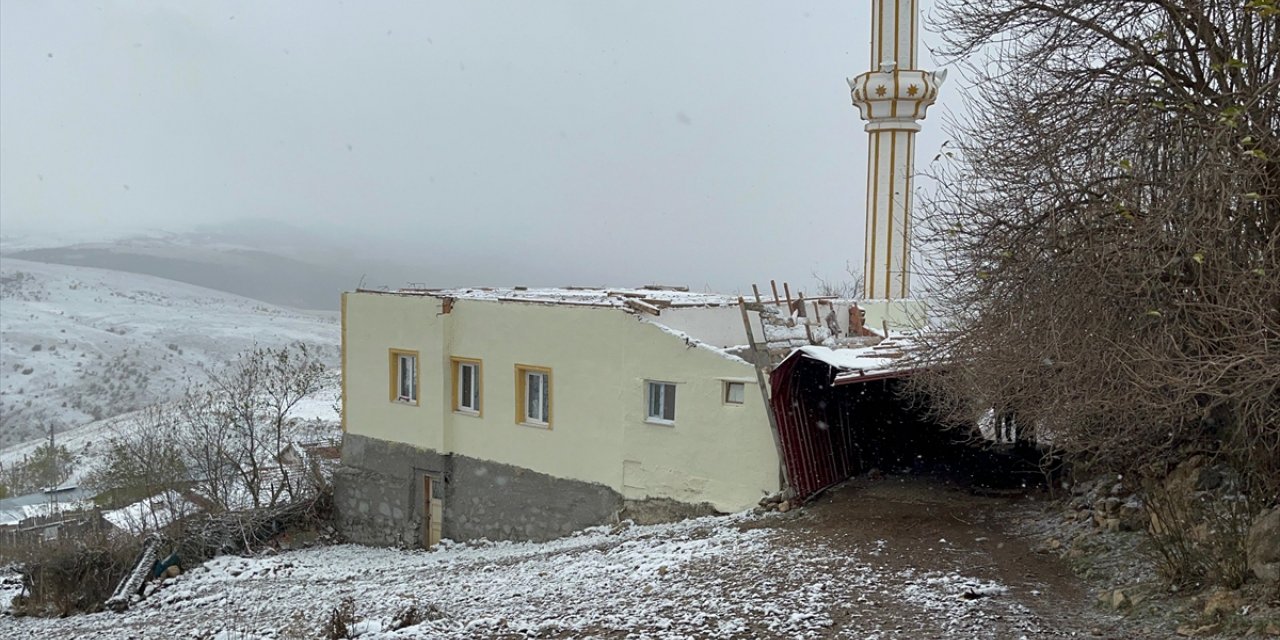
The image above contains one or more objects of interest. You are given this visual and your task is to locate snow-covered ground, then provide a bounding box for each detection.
[0,257,339,448]
[1,510,1048,639]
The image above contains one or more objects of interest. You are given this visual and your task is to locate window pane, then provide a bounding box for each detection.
[527,372,541,421]
[400,356,412,399]
[727,382,745,404]
[460,364,473,409]
[648,383,661,418]
[468,365,479,409]
[539,373,550,423]
[662,384,676,421]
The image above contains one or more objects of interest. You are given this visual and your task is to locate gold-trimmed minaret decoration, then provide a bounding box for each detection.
[849,0,945,301]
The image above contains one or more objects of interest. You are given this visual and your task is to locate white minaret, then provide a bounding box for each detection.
[849,0,945,301]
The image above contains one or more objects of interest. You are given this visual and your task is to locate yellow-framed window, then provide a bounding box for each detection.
[515,364,552,428]
[388,348,420,405]
[451,357,483,416]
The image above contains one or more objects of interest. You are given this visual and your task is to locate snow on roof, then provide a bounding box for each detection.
[0,485,94,511]
[794,336,920,384]
[357,285,754,363]
[0,495,96,527]
[359,286,739,309]
[102,491,198,535]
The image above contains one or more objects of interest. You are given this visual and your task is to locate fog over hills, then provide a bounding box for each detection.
[1,221,494,311]
[0,221,551,450]
[0,256,339,448]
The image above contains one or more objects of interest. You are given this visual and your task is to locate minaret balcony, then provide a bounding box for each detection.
[848,63,946,127]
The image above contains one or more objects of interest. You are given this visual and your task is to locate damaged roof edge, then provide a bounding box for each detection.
[351,286,739,310]
[785,343,921,386]
[349,287,754,364]
[637,317,753,366]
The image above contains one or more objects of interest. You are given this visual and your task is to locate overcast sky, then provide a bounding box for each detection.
[0,1,954,293]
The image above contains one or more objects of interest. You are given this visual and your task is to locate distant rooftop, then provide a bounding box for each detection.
[357,285,740,310]
[0,485,97,527]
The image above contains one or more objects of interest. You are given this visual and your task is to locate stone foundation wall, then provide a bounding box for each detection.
[335,434,630,546]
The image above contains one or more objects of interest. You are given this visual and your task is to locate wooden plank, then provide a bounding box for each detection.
[107,535,160,612]
[624,298,662,315]
[740,296,791,495]
[796,292,814,344]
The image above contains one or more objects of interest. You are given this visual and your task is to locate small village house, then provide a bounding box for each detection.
[335,286,787,546]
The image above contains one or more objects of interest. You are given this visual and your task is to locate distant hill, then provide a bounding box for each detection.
[8,244,352,311]
[1,223,537,310]
[0,258,339,448]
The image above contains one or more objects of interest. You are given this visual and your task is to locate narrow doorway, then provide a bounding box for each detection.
[422,475,443,548]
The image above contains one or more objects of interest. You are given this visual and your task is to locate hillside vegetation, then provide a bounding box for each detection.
[0,258,339,448]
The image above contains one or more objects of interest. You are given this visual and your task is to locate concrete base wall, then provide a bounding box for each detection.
[617,497,719,525]
[336,434,632,546]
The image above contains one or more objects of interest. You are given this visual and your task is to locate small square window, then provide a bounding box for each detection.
[724,381,746,405]
[646,381,676,424]
[389,349,419,405]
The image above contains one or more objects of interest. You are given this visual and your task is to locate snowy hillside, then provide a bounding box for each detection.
[0,257,339,448]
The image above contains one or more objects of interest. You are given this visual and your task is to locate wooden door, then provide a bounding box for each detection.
[422,476,443,548]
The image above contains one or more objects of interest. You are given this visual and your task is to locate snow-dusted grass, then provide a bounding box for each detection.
[0,257,338,448]
[2,512,1035,639]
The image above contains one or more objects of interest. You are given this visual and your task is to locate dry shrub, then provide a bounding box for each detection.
[389,603,425,630]
[10,530,140,617]
[390,601,445,630]
[172,489,333,566]
[1142,460,1257,589]
[322,596,358,640]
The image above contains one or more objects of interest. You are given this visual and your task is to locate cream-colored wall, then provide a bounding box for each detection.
[343,292,448,451]
[860,299,929,331]
[343,293,780,512]
[617,317,777,510]
[653,306,757,348]
[441,299,629,491]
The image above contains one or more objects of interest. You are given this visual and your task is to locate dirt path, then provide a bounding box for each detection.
[761,474,1159,638]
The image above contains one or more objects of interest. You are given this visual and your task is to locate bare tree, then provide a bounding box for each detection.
[912,0,1279,495]
[813,262,865,300]
[84,406,191,531]
[91,343,329,514]
[184,343,327,509]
